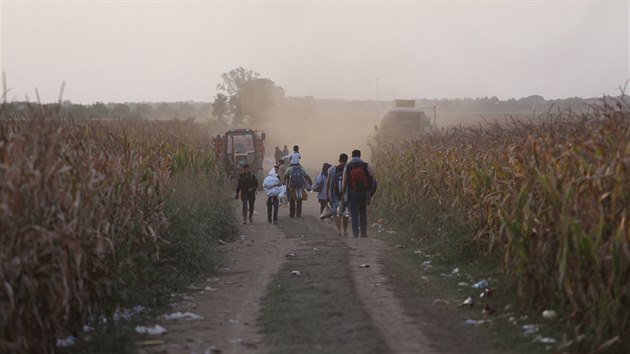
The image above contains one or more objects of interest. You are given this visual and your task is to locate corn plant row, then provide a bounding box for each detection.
[0,114,223,353]
[371,99,629,350]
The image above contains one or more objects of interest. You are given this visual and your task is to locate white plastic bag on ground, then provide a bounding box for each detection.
[163,311,204,320]
[135,324,167,335]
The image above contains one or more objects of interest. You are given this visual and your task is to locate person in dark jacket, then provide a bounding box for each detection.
[235,164,259,224]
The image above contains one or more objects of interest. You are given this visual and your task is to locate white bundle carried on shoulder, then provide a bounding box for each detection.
[263,171,283,197]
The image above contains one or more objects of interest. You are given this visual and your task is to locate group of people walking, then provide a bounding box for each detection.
[235,145,375,238]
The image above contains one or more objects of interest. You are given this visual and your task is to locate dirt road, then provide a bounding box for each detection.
[140,197,438,354]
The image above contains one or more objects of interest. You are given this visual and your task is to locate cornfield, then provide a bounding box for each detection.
[0,107,232,353]
[371,97,630,351]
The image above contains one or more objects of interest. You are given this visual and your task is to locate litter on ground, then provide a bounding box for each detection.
[532,335,557,344]
[135,325,167,336]
[163,311,204,321]
[542,309,557,319]
[521,324,540,336]
[472,279,489,289]
[458,296,474,307]
[56,336,76,348]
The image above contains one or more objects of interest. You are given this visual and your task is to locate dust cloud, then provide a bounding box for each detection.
[254,99,389,174]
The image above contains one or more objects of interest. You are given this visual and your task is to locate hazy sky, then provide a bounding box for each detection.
[1,0,628,103]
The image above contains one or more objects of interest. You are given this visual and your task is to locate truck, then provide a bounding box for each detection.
[377,99,433,141]
[212,128,266,183]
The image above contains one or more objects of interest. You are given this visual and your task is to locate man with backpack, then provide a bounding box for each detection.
[342,149,374,237]
[235,164,259,224]
[284,162,313,218]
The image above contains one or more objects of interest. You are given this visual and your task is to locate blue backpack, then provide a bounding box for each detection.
[289,167,304,189]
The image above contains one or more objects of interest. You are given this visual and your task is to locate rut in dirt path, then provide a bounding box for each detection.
[140,198,436,354]
[262,200,437,354]
[141,214,297,354]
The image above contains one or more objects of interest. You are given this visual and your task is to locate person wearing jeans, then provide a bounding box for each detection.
[267,196,279,224]
[235,164,258,224]
[263,165,282,224]
[342,149,373,238]
[347,189,368,237]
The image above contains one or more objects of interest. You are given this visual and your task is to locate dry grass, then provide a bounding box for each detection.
[0,107,231,353]
[370,96,630,351]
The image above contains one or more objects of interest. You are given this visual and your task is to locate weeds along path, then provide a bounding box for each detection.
[141,201,297,354]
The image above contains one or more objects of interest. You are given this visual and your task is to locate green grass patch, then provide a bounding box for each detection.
[261,216,389,354]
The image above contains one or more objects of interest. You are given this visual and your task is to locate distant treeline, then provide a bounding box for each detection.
[0,95,617,122]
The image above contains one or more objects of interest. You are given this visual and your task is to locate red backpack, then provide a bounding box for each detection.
[348,162,370,192]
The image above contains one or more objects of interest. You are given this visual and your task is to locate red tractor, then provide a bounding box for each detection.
[212,128,266,183]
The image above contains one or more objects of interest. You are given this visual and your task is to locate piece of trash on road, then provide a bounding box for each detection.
[163,311,204,321]
[385,230,397,234]
[451,267,460,274]
[227,319,239,325]
[135,325,167,335]
[291,270,301,276]
[433,298,450,305]
[394,244,406,249]
[521,324,540,336]
[472,279,489,289]
[218,239,228,245]
[542,309,557,319]
[482,303,496,316]
[141,340,165,347]
[113,305,145,321]
[532,335,556,344]
[313,247,320,252]
[414,250,423,255]
[457,282,469,287]
[240,235,246,241]
[463,319,486,325]
[422,260,432,269]
[286,252,297,257]
[480,288,494,298]
[83,325,95,333]
[458,296,474,307]
[56,336,76,348]
[359,263,370,268]
[204,286,218,291]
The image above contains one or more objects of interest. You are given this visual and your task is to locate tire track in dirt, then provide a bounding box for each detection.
[302,200,438,354]
[141,209,297,354]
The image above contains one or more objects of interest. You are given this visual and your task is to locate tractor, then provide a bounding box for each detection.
[212,128,266,183]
